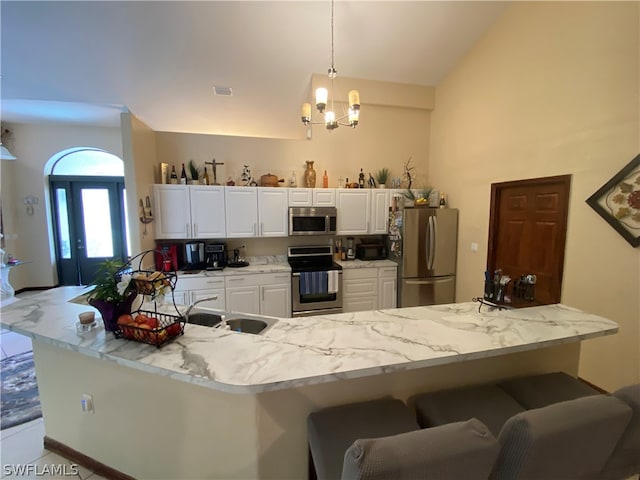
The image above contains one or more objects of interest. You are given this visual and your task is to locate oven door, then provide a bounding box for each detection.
[292,271,343,316]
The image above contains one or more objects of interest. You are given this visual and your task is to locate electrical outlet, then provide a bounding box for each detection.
[471,242,479,252]
[81,394,94,413]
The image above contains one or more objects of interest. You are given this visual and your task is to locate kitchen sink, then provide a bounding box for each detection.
[185,310,277,335]
[186,312,224,328]
[226,318,269,334]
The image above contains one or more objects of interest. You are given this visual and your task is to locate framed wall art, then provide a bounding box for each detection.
[586,154,640,247]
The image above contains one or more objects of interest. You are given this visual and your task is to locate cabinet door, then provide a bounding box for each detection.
[225,285,260,315]
[288,188,312,206]
[225,187,258,238]
[191,288,226,311]
[336,190,370,235]
[378,277,397,309]
[258,188,288,237]
[343,296,377,313]
[172,289,189,306]
[312,189,336,206]
[261,283,291,318]
[154,185,191,239]
[370,189,390,234]
[189,186,226,238]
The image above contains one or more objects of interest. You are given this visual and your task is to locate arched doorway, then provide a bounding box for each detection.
[49,148,130,285]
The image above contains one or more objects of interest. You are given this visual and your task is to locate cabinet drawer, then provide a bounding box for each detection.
[343,278,377,296]
[378,267,397,278]
[177,276,224,291]
[343,268,378,280]
[258,272,292,285]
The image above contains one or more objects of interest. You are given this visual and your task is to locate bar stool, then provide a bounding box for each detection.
[497,371,600,409]
[413,383,526,436]
[307,397,420,480]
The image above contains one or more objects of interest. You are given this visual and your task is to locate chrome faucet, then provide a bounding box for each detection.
[184,296,226,328]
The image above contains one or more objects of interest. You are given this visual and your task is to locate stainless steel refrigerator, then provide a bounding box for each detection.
[390,207,458,307]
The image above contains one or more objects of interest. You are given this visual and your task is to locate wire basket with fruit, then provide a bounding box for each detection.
[115,310,184,347]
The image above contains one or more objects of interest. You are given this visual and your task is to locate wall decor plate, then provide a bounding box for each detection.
[586,154,640,247]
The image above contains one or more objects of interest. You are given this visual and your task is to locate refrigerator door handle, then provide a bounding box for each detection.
[425,216,431,272]
[430,215,437,270]
[405,278,452,285]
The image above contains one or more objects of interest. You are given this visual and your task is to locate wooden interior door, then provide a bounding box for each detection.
[487,175,571,305]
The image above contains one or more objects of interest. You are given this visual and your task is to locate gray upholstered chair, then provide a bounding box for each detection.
[307,398,420,480]
[599,384,640,479]
[490,394,633,480]
[413,383,526,436]
[497,371,600,409]
[341,417,500,480]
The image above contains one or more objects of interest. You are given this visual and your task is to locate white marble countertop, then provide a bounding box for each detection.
[0,287,618,394]
[337,259,397,269]
[176,256,290,278]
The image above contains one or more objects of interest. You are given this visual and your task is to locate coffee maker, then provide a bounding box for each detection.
[184,241,205,270]
[205,243,226,271]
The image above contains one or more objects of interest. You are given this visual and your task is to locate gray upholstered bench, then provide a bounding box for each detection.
[307,398,420,480]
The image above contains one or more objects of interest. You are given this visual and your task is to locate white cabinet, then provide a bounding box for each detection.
[174,276,226,310]
[258,188,288,237]
[343,265,397,312]
[343,268,378,313]
[370,189,390,235]
[336,190,371,235]
[336,189,389,235]
[225,187,258,238]
[289,188,335,207]
[225,272,291,317]
[377,266,397,310]
[153,185,226,239]
[225,187,288,238]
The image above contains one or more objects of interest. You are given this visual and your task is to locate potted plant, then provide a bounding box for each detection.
[87,259,137,332]
[374,168,390,188]
[188,160,200,184]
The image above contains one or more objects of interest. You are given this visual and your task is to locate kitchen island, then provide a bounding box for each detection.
[0,287,618,479]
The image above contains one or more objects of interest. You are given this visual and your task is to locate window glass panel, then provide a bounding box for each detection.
[55,188,71,259]
[81,189,114,258]
[123,189,131,257]
[52,150,124,176]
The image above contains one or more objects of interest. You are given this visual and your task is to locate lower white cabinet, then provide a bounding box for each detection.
[343,265,397,312]
[174,276,226,311]
[225,272,291,317]
[378,266,398,310]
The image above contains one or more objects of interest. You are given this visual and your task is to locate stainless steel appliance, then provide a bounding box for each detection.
[288,245,343,317]
[391,208,458,307]
[184,241,205,270]
[356,240,387,261]
[289,207,337,236]
[204,243,226,270]
[345,237,356,260]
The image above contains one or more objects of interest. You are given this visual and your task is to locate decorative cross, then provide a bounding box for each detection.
[205,158,225,185]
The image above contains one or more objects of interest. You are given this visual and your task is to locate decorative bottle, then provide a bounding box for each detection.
[439,192,446,208]
[323,170,329,188]
[202,167,210,185]
[180,163,188,185]
[358,168,365,188]
[170,165,178,184]
[304,161,316,188]
[290,171,297,188]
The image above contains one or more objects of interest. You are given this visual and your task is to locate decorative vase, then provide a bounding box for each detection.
[304,161,316,188]
[89,292,137,332]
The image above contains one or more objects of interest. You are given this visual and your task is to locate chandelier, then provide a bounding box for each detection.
[301,0,360,131]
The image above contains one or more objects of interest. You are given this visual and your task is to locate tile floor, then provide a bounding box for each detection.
[1,294,106,480]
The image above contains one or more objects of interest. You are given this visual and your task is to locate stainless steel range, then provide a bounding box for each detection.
[288,245,343,317]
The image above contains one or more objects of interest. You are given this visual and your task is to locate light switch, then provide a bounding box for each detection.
[471,242,479,252]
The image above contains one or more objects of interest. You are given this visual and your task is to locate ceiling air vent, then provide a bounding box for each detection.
[212,86,233,96]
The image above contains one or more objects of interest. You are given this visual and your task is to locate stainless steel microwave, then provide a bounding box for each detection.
[289,207,337,236]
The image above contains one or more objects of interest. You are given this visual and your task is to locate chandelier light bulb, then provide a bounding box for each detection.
[315,88,328,112]
[302,103,312,124]
[348,90,360,109]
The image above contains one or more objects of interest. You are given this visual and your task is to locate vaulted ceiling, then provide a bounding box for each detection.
[1,1,508,139]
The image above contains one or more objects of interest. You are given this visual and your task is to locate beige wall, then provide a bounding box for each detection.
[429,1,640,391]
[0,123,123,290]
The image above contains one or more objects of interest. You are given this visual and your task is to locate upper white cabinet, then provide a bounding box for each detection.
[288,188,335,207]
[225,187,288,238]
[258,188,289,237]
[154,185,226,239]
[336,189,371,235]
[369,189,390,235]
[225,187,258,238]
